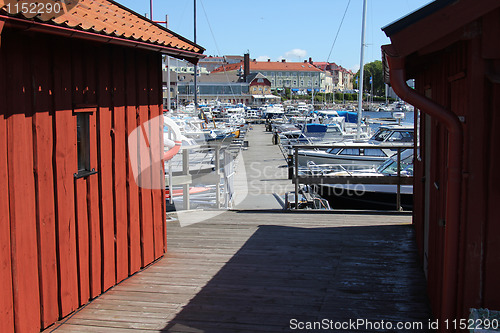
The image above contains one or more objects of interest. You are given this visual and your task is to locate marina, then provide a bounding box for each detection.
[1,0,499,331]
[47,123,432,332]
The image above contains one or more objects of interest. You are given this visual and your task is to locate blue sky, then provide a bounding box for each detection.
[117,0,432,71]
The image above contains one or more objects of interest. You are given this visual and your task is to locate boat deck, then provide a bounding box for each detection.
[50,211,431,333]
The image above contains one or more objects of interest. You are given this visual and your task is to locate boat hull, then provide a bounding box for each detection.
[297,152,386,168]
[318,184,413,210]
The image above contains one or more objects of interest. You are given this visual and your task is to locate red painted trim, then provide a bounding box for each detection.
[383,44,464,323]
[0,19,5,47]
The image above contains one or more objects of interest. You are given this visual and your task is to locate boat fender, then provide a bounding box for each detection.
[164,117,182,161]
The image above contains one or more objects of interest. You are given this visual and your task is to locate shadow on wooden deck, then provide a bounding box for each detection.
[50,212,432,333]
[161,214,432,332]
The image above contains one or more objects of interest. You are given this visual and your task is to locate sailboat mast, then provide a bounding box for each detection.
[193,0,198,110]
[356,0,367,140]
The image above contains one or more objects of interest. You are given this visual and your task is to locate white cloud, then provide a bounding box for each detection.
[256,55,271,62]
[283,49,307,60]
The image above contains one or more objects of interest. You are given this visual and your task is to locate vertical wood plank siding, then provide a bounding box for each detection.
[136,51,155,268]
[53,38,80,319]
[125,51,142,276]
[0,31,166,332]
[6,35,41,332]
[31,37,59,327]
[111,47,129,284]
[0,31,14,333]
[149,52,166,260]
[412,29,500,319]
[97,45,117,293]
[71,42,91,308]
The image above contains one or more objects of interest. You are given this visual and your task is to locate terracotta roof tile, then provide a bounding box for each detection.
[0,0,204,56]
[212,60,323,73]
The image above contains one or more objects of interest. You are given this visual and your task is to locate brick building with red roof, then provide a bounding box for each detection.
[212,58,330,94]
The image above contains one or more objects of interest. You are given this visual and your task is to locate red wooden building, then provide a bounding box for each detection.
[0,1,204,332]
[382,0,500,328]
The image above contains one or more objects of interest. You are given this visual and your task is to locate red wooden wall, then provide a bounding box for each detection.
[0,28,166,332]
[411,13,500,324]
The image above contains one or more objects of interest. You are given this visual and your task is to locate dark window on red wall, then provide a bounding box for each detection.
[77,113,90,172]
[74,108,97,179]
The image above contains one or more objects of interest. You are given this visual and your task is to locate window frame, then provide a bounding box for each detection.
[74,106,98,179]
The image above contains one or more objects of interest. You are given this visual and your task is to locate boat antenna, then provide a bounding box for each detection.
[356,0,367,140]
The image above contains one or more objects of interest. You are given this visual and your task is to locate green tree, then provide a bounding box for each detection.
[355,60,384,97]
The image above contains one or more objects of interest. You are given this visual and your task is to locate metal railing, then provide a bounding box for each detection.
[289,143,414,211]
[165,143,241,210]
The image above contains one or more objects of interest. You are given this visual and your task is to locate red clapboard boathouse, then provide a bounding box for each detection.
[0,1,204,332]
[382,0,500,328]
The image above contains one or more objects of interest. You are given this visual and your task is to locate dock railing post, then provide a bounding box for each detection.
[396,148,402,211]
[182,148,190,210]
[215,146,221,209]
[288,154,293,180]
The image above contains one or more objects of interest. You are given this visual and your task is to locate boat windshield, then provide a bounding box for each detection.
[377,154,413,175]
[370,129,414,143]
[387,130,414,142]
[371,129,391,142]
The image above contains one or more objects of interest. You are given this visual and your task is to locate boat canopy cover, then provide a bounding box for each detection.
[336,111,358,123]
[310,110,358,123]
[305,123,328,133]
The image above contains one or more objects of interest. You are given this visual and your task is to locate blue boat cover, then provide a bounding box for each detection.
[305,123,328,133]
[336,111,358,123]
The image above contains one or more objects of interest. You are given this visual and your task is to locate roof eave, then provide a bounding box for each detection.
[382,0,500,58]
[106,0,205,55]
[0,15,205,64]
[382,0,457,37]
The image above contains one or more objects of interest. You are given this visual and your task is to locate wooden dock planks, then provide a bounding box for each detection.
[52,211,432,333]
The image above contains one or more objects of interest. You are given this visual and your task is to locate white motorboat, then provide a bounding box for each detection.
[316,149,414,210]
[296,124,414,167]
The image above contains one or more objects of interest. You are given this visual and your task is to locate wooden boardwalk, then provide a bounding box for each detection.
[49,211,432,333]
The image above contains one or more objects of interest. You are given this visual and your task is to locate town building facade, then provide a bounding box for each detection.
[313,61,355,91]
[212,58,326,94]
